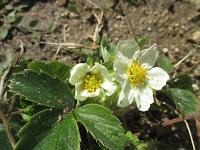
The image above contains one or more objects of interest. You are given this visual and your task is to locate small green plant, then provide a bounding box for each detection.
[0,38,199,149]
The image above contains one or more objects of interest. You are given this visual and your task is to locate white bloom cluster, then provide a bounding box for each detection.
[69,39,169,111]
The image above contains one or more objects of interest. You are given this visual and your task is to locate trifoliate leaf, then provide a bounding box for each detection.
[28,61,71,81]
[170,88,199,115]
[74,104,128,150]
[10,70,75,109]
[15,109,59,150]
[34,113,80,150]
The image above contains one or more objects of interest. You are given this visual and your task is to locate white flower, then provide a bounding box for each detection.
[69,62,117,101]
[113,39,169,111]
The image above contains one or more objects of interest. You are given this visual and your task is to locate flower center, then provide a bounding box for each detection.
[127,61,147,86]
[83,73,102,92]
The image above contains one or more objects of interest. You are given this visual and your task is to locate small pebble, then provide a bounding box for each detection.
[174,47,180,53]
[147,27,152,32]
[162,47,169,53]
[192,84,199,91]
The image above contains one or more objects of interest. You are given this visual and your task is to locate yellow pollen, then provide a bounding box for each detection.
[127,61,147,86]
[83,73,102,92]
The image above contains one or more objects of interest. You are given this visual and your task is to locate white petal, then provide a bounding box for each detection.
[90,62,117,96]
[90,62,109,78]
[117,79,135,107]
[101,80,117,96]
[69,63,90,85]
[134,86,154,111]
[113,52,130,84]
[139,44,158,69]
[81,88,100,98]
[115,39,140,59]
[147,67,169,90]
[75,83,87,101]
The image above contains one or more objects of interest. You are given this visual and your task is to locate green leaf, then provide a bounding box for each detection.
[0,26,9,40]
[136,36,149,49]
[157,55,173,73]
[169,74,193,91]
[6,10,17,23]
[29,20,39,28]
[74,104,128,150]
[0,124,12,150]
[10,70,75,109]
[21,113,32,122]
[126,131,147,150]
[34,113,80,150]
[170,88,199,115]
[28,61,71,81]
[15,109,59,150]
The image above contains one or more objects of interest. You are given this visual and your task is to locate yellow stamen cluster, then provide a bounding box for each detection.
[127,61,147,86]
[83,73,102,92]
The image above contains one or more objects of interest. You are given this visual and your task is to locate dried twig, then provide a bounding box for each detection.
[194,114,200,138]
[63,24,68,43]
[0,40,24,104]
[85,0,100,8]
[174,49,195,69]
[53,45,62,59]
[93,11,104,45]
[119,0,134,36]
[173,46,197,78]
[40,41,97,49]
[0,111,15,149]
[10,110,22,116]
[0,66,10,103]
[184,120,196,150]
[162,114,195,127]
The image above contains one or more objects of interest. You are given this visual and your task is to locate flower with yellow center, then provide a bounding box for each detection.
[127,61,147,86]
[113,39,169,111]
[69,62,117,101]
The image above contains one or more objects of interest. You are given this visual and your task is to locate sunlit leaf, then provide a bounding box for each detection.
[28,61,71,81]
[34,113,80,150]
[6,10,17,23]
[126,131,147,150]
[170,88,199,115]
[10,70,75,109]
[74,104,128,150]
